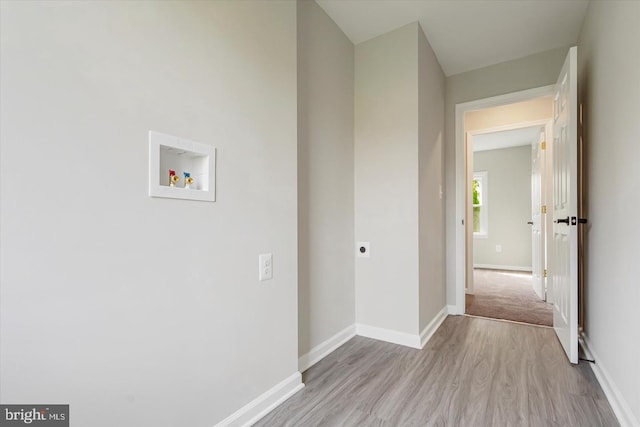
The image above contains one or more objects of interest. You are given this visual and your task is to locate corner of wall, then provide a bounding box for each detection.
[296,0,356,362]
[298,324,356,372]
[580,334,639,427]
[215,372,304,427]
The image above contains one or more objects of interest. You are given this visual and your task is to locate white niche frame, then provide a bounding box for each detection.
[149,131,216,202]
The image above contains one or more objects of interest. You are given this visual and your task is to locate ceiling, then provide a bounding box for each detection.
[315,0,589,76]
[472,126,541,152]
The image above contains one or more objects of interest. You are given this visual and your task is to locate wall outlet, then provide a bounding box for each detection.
[259,253,273,281]
[356,242,370,258]
[495,245,502,253]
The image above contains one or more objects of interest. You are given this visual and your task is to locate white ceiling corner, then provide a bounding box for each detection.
[315,0,589,76]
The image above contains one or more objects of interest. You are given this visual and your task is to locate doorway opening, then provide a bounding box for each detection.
[453,47,579,363]
[465,122,553,326]
[456,91,555,326]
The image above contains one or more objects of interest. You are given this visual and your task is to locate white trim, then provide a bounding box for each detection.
[298,324,356,372]
[419,306,449,348]
[356,308,450,350]
[473,264,532,272]
[447,304,462,315]
[465,314,551,329]
[468,120,553,137]
[214,372,304,427]
[580,334,639,427]
[453,85,555,315]
[355,324,421,349]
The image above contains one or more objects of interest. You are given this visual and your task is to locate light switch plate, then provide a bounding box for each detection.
[259,253,273,281]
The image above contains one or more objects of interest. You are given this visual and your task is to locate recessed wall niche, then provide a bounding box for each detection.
[148,131,216,202]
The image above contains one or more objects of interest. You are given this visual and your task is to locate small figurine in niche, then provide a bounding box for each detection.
[169,170,180,187]
[184,172,194,189]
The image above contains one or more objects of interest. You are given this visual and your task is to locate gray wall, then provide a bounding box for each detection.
[355,22,446,337]
[0,1,298,426]
[355,23,420,334]
[579,1,640,423]
[445,47,568,305]
[297,0,355,359]
[418,28,446,331]
[473,146,532,269]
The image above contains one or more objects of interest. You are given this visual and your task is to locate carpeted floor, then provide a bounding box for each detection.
[465,269,553,327]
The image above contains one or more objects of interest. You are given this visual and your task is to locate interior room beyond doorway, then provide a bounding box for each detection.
[464,96,553,327]
[466,269,552,326]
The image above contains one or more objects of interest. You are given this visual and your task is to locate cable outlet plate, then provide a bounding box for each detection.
[356,242,370,258]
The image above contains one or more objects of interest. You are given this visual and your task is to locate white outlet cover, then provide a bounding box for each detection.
[356,242,370,258]
[259,253,273,281]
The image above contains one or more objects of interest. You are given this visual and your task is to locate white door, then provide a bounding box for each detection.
[551,47,578,364]
[530,127,545,300]
[465,135,474,294]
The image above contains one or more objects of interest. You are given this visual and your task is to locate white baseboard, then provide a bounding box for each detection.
[474,264,532,272]
[355,306,450,350]
[214,372,304,427]
[298,324,356,372]
[448,304,463,315]
[356,323,421,349]
[419,306,449,348]
[580,333,639,427]
[221,312,451,426]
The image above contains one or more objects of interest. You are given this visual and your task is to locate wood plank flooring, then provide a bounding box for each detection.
[255,315,618,426]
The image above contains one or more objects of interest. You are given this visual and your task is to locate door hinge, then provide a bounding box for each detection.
[542,205,547,214]
[543,269,547,278]
[541,141,546,150]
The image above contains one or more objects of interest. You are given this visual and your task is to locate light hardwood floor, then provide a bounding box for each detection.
[255,315,618,426]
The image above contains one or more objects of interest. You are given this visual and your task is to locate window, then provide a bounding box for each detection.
[473,171,488,238]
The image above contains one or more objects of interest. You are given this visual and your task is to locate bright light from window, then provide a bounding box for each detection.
[473,171,488,238]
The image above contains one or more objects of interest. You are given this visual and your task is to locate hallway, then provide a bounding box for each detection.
[256,316,617,426]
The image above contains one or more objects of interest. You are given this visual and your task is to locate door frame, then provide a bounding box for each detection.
[452,85,555,314]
